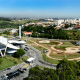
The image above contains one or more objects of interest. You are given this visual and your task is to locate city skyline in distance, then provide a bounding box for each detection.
[0,0,80,18]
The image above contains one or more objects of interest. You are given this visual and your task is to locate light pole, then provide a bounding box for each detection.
[65,53,67,58]
[37,35,38,38]
[69,36,70,40]
[30,34,31,37]
[58,36,59,40]
[46,54,47,62]
[52,35,53,39]
[41,48,43,54]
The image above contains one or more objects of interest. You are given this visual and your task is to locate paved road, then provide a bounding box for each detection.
[26,44,57,69]
[0,43,57,80]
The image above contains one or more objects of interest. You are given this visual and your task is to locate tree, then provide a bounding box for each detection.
[13,49,25,58]
[36,76,40,80]
[14,33,18,37]
[56,58,79,80]
[29,68,36,77]
[65,24,70,28]
[3,31,10,35]
[47,77,51,80]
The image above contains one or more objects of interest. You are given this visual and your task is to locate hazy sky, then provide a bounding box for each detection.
[0,0,80,18]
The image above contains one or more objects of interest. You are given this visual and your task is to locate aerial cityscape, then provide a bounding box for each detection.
[0,0,80,80]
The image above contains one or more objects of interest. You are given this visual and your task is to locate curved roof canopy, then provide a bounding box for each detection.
[8,40,26,44]
[7,50,17,53]
[0,36,20,49]
[7,43,19,49]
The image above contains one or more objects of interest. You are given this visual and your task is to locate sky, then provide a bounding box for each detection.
[0,0,80,18]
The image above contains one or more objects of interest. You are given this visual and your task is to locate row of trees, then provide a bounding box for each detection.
[22,25,69,39]
[0,17,11,21]
[25,58,80,80]
[0,21,19,28]
[3,31,10,35]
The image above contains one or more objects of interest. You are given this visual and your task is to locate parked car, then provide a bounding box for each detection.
[43,50,49,53]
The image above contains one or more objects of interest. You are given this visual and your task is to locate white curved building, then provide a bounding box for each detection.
[0,36,25,56]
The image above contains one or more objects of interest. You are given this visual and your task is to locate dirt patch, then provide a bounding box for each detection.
[65,47,80,53]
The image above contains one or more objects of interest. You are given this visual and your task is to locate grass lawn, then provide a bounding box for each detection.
[30,38,39,43]
[55,42,75,50]
[62,42,74,46]
[66,54,80,59]
[40,42,59,45]
[55,46,66,50]
[42,54,59,64]
[27,41,33,44]
[49,54,65,59]
[12,20,39,24]
[0,57,15,70]
[21,38,34,44]
[0,56,28,71]
[32,45,47,53]
[49,53,80,59]
[1,34,13,38]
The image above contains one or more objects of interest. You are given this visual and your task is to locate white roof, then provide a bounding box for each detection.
[0,36,20,49]
[8,40,26,44]
[0,36,7,45]
[27,57,34,62]
[7,43,19,49]
[7,50,17,53]
[20,41,26,44]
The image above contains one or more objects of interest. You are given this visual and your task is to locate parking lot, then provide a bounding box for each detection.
[1,68,27,80]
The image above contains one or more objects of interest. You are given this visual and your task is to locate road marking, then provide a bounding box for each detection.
[23,64,29,68]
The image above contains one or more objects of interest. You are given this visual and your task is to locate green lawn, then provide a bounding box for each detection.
[0,56,28,71]
[67,54,80,59]
[62,42,74,46]
[49,53,80,59]
[55,46,66,50]
[0,57,15,70]
[40,42,59,45]
[42,54,59,64]
[27,39,33,44]
[32,45,47,53]
[30,38,39,43]
[55,42,75,50]
[12,20,40,24]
